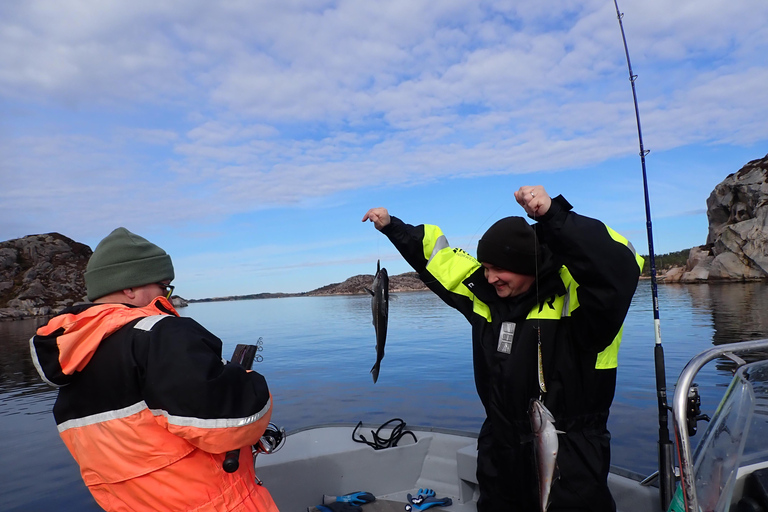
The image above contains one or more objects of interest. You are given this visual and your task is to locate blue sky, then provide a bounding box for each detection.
[2,0,767,299]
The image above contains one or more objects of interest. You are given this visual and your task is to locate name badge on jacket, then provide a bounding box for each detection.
[497,322,516,354]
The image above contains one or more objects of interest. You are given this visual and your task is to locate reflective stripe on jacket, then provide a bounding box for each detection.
[30,297,278,512]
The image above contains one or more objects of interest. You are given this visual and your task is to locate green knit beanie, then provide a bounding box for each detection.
[85,227,175,301]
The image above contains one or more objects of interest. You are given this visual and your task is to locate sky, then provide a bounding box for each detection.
[1,0,767,300]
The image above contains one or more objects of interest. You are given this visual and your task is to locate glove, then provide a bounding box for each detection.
[323,491,376,506]
[404,489,452,511]
[316,503,363,512]
[404,497,453,511]
[406,489,435,504]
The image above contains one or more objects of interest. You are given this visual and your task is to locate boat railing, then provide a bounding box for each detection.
[672,338,768,512]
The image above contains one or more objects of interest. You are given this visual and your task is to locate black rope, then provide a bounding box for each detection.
[352,418,417,450]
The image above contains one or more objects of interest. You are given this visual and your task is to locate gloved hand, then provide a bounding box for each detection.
[322,491,376,506]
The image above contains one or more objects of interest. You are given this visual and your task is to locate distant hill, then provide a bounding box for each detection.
[307,271,427,295]
[187,271,428,303]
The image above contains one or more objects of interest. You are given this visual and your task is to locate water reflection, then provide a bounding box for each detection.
[669,283,768,371]
[0,317,51,393]
[683,283,768,345]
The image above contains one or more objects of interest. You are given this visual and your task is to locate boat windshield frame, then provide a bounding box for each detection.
[672,338,768,512]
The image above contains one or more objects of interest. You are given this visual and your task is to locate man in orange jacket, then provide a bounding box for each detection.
[30,227,279,512]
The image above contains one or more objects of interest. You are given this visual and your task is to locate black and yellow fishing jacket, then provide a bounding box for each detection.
[381,195,643,440]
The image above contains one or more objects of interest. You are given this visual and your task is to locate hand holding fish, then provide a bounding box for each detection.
[362,207,391,230]
[514,185,551,217]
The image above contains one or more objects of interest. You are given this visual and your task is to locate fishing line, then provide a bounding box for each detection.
[463,203,505,254]
[611,1,675,509]
[531,192,545,400]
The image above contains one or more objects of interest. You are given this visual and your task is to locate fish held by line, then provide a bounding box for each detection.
[365,259,389,383]
[529,398,564,512]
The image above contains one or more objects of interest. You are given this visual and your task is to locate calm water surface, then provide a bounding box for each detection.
[2,281,768,511]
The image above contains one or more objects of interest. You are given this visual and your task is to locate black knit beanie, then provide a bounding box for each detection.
[85,227,175,301]
[476,217,540,275]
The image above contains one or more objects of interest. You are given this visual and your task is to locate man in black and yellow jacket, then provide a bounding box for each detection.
[363,185,643,512]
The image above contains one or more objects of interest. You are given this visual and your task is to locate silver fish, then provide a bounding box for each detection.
[365,260,388,383]
[529,398,563,512]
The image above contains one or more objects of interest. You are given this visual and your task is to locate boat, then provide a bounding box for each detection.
[248,338,768,512]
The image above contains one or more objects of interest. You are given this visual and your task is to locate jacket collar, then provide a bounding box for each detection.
[464,259,566,319]
[31,297,179,387]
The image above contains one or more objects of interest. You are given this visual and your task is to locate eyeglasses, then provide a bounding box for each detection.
[156,282,175,299]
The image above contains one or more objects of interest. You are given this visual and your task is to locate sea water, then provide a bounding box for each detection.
[2,281,768,511]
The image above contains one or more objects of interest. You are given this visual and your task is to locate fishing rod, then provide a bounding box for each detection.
[611,2,676,510]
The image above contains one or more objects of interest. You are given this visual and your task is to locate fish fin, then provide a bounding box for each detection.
[555,430,566,435]
[364,287,374,296]
[370,364,379,383]
[376,259,380,273]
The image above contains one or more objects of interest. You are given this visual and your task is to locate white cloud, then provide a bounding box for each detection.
[1,0,766,279]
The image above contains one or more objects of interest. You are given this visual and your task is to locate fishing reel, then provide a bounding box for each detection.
[253,423,286,455]
[222,422,286,476]
[251,423,286,485]
[686,383,710,437]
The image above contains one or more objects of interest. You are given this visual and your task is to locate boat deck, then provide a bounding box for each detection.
[256,424,659,512]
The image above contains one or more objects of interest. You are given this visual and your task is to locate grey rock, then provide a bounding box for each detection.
[662,154,768,283]
[1,232,192,319]
[171,296,189,308]
[0,233,92,321]
[0,248,18,270]
[661,267,686,282]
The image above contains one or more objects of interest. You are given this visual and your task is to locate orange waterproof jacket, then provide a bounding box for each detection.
[30,297,279,512]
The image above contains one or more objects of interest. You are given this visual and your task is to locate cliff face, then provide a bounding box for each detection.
[663,154,768,283]
[0,233,91,320]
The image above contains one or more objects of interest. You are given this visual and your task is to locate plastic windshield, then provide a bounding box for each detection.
[689,359,768,512]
